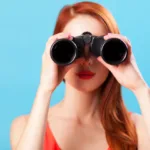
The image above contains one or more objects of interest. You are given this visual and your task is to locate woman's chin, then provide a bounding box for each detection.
[77,87,99,93]
[66,81,101,92]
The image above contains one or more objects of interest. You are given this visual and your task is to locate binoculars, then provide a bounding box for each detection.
[50,32,128,65]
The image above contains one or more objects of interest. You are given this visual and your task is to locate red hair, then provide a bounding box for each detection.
[53,1,137,150]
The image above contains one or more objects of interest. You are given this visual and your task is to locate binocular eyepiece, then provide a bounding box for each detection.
[50,32,128,65]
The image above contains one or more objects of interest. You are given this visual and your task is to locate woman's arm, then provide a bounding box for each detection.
[10,86,52,150]
[10,32,71,150]
[132,85,150,138]
[131,112,150,150]
[97,33,150,148]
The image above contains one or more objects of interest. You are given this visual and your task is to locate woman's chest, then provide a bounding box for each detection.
[59,133,109,150]
[49,120,109,150]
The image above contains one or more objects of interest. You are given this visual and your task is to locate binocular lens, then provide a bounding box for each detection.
[50,35,128,66]
[101,39,128,64]
[50,40,77,65]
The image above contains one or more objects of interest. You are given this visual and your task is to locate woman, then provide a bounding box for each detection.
[10,1,150,150]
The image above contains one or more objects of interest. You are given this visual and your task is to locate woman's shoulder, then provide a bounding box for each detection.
[129,112,148,133]
[11,103,60,127]
[129,112,143,124]
[10,104,59,130]
[129,112,145,129]
[10,114,29,149]
[130,112,150,148]
[10,114,29,132]
[10,105,58,149]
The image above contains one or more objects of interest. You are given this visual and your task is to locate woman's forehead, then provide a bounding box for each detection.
[63,14,108,37]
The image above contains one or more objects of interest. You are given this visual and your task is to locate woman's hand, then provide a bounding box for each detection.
[39,32,73,93]
[97,33,147,92]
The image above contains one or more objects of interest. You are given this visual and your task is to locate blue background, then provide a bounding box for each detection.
[0,0,150,149]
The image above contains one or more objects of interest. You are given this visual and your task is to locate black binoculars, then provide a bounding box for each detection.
[50,32,128,65]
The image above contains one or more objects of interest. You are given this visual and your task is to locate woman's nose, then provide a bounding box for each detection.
[74,57,92,66]
[82,46,92,65]
[83,45,90,59]
[74,46,93,66]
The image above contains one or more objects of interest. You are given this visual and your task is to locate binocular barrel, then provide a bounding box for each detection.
[50,39,79,66]
[50,33,128,66]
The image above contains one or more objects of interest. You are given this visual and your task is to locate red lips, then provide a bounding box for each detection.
[76,71,95,80]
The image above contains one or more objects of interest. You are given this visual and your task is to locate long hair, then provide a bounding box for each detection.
[52,1,137,150]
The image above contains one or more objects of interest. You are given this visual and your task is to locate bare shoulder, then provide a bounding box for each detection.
[130,112,147,130]
[9,103,62,149]
[9,106,56,149]
[10,114,29,134]
[130,112,149,129]
[130,112,143,123]
[10,114,29,149]
[130,112,150,149]
[10,104,59,139]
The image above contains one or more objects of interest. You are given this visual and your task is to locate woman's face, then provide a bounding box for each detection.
[62,14,109,92]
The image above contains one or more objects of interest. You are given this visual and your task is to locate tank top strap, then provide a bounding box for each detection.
[43,122,60,150]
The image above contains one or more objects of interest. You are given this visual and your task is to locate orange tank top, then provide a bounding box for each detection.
[43,122,111,150]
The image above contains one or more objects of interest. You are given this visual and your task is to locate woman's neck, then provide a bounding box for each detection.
[60,83,101,124]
